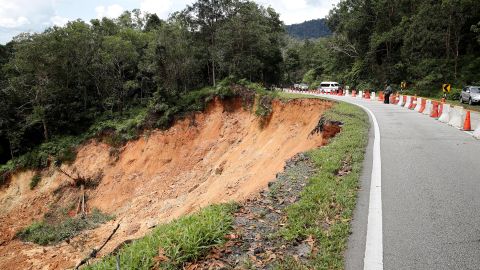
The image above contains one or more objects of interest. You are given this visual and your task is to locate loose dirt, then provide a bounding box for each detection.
[0,98,332,269]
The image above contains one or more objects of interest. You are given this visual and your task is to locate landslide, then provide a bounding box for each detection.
[0,97,333,269]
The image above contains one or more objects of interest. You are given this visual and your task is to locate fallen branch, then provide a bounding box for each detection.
[75,223,120,269]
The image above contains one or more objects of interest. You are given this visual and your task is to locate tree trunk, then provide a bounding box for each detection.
[42,118,49,141]
[212,58,216,87]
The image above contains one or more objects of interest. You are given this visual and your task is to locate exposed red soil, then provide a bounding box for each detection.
[0,98,333,269]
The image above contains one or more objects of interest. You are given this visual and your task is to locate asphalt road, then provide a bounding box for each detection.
[309,94,480,270]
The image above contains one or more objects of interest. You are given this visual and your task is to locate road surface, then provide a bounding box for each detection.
[305,93,480,270]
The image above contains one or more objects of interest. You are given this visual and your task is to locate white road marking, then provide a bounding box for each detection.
[355,103,383,270]
[292,91,384,269]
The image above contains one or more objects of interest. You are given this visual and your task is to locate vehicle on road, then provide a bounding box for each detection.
[294,83,309,91]
[318,81,340,93]
[460,86,480,105]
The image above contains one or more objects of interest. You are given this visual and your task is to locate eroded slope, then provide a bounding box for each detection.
[0,98,333,269]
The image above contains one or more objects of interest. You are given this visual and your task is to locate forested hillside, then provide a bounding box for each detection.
[284,0,480,93]
[0,1,283,171]
[1,0,480,172]
[286,19,331,39]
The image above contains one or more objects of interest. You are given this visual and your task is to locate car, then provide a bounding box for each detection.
[299,83,308,91]
[318,81,340,93]
[460,86,480,105]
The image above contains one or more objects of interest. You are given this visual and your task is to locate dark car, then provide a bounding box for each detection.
[460,86,480,105]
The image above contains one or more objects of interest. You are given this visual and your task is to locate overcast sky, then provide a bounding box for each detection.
[0,0,340,44]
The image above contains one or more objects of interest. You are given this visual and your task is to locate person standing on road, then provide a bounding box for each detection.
[384,82,393,104]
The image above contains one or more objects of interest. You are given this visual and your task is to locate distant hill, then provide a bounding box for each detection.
[286,19,331,39]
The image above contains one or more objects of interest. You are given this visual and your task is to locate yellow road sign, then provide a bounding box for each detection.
[401,81,407,89]
[442,84,451,93]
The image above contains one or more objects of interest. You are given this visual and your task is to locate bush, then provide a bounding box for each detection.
[29,173,42,190]
[17,208,111,246]
[446,87,462,101]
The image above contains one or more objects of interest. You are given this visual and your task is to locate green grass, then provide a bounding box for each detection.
[278,92,369,269]
[84,203,238,270]
[17,208,112,246]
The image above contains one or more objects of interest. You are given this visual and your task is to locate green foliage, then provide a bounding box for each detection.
[0,0,285,167]
[278,93,369,269]
[287,0,480,96]
[29,173,41,190]
[286,19,331,40]
[446,87,462,101]
[17,208,111,246]
[84,203,237,270]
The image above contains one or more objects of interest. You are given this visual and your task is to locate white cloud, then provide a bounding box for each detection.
[50,15,69,27]
[0,16,30,29]
[95,4,125,19]
[140,0,174,18]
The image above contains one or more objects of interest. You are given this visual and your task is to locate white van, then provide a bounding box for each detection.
[318,82,340,93]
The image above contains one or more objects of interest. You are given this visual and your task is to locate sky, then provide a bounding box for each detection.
[0,0,340,44]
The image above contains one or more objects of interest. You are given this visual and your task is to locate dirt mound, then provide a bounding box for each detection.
[0,98,333,269]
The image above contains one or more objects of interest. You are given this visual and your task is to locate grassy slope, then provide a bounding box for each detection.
[82,94,369,269]
[84,204,238,270]
[278,93,369,269]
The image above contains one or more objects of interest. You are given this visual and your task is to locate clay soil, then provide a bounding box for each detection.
[0,98,333,270]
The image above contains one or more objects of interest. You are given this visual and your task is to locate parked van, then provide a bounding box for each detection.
[318,82,340,93]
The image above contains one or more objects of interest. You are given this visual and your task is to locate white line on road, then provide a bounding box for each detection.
[355,103,383,270]
[285,91,384,269]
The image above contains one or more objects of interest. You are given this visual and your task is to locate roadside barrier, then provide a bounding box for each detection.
[409,97,417,110]
[448,106,465,129]
[423,100,432,115]
[430,102,440,118]
[404,96,412,108]
[438,103,451,123]
[309,90,480,140]
[398,95,404,106]
[470,111,480,132]
[463,111,472,131]
[394,94,399,104]
[414,98,422,111]
[419,98,426,113]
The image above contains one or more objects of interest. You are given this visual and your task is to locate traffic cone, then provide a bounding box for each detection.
[430,102,439,118]
[438,102,443,116]
[463,111,472,131]
[378,91,384,102]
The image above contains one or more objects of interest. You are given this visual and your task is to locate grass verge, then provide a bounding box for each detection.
[278,92,369,269]
[84,203,238,270]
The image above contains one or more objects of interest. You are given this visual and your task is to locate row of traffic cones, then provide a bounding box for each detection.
[378,93,473,131]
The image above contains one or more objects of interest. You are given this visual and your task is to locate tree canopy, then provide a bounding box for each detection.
[0,1,284,165]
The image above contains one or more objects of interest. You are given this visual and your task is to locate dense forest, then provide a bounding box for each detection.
[1,0,480,176]
[0,0,284,170]
[285,0,480,93]
[286,19,331,39]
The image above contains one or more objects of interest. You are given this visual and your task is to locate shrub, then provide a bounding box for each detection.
[17,208,111,246]
[29,173,42,190]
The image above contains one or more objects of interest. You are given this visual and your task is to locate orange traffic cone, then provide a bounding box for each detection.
[463,111,472,131]
[378,91,384,102]
[430,102,439,118]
